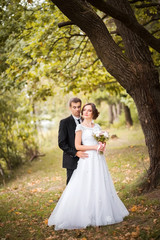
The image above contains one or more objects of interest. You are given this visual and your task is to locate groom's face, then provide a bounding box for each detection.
[70,102,81,118]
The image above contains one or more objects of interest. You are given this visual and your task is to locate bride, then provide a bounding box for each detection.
[48,103,129,230]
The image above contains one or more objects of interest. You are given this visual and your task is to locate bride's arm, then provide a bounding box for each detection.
[75,130,98,151]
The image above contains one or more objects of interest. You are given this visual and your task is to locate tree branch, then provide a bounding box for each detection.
[87,0,160,52]
[63,36,88,70]
[151,29,160,35]
[135,3,160,8]
[58,20,74,28]
[83,57,99,69]
[29,153,45,162]
[143,17,160,26]
[47,32,86,57]
[129,0,142,4]
[102,14,108,20]
[67,38,89,69]
[50,0,137,90]
[110,30,119,35]
[92,80,118,91]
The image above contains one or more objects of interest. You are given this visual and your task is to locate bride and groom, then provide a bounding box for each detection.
[48,97,129,230]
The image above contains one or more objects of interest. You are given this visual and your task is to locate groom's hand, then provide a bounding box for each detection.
[76,151,88,158]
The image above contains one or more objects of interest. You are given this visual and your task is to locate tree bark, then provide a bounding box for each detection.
[130,78,160,189]
[50,0,160,189]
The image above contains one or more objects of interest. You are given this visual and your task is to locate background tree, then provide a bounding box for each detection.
[0,91,38,176]
[0,0,39,177]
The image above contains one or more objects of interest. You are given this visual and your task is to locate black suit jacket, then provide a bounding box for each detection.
[58,115,79,169]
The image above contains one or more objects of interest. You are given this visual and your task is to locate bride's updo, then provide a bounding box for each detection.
[81,103,99,120]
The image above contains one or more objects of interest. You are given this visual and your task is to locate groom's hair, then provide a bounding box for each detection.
[69,97,82,107]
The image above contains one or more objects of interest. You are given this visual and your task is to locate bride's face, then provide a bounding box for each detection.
[82,105,93,120]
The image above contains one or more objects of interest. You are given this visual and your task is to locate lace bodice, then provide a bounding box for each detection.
[75,123,101,146]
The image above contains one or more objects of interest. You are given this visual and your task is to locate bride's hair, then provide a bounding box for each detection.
[81,103,99,120]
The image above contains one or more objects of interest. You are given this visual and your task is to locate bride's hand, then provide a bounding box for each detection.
[95,145,99,150]
[101,142,106,151]
[95,143,103,151]
[98,142,106,152]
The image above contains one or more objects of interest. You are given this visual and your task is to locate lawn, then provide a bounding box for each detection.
[0,125,160,240]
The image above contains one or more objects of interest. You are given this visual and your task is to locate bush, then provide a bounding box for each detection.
[0,92,38,178]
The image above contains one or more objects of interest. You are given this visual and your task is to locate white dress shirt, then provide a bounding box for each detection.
[72,115,81,125]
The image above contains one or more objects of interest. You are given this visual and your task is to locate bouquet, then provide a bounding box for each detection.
[93,130,109,154]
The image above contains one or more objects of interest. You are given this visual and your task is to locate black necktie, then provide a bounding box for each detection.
[77,119,81,124]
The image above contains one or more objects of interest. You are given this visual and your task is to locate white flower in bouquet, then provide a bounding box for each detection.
[93,130,109,143]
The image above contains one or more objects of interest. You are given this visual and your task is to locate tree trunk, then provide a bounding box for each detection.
[32,101,37,131]
[108,0,160,189]
[108,104,114,124]
[112,104,118,122]
[123,104,133,127]
[130,81,160,190]
[117,102,122,116]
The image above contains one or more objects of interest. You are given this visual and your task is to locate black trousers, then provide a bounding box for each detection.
[66,169,74,185]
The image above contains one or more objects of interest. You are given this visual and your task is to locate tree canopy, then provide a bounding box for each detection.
[1,0,159,96]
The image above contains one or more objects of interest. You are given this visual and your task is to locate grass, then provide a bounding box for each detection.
[0,125,160,240]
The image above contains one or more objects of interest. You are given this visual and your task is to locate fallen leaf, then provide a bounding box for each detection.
[125,232,131,237]
[5,234,11,239]
[15,212,21,215]
[131,226,140,238]
[130,205,138,212]
[45,236,54,240]
[44,219,48,225]
[153,219,157,224]
[8,207,16,213]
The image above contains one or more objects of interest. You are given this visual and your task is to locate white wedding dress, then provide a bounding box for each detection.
[48,123,129,230]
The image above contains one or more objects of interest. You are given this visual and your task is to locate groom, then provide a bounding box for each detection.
[58,97,88,184]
